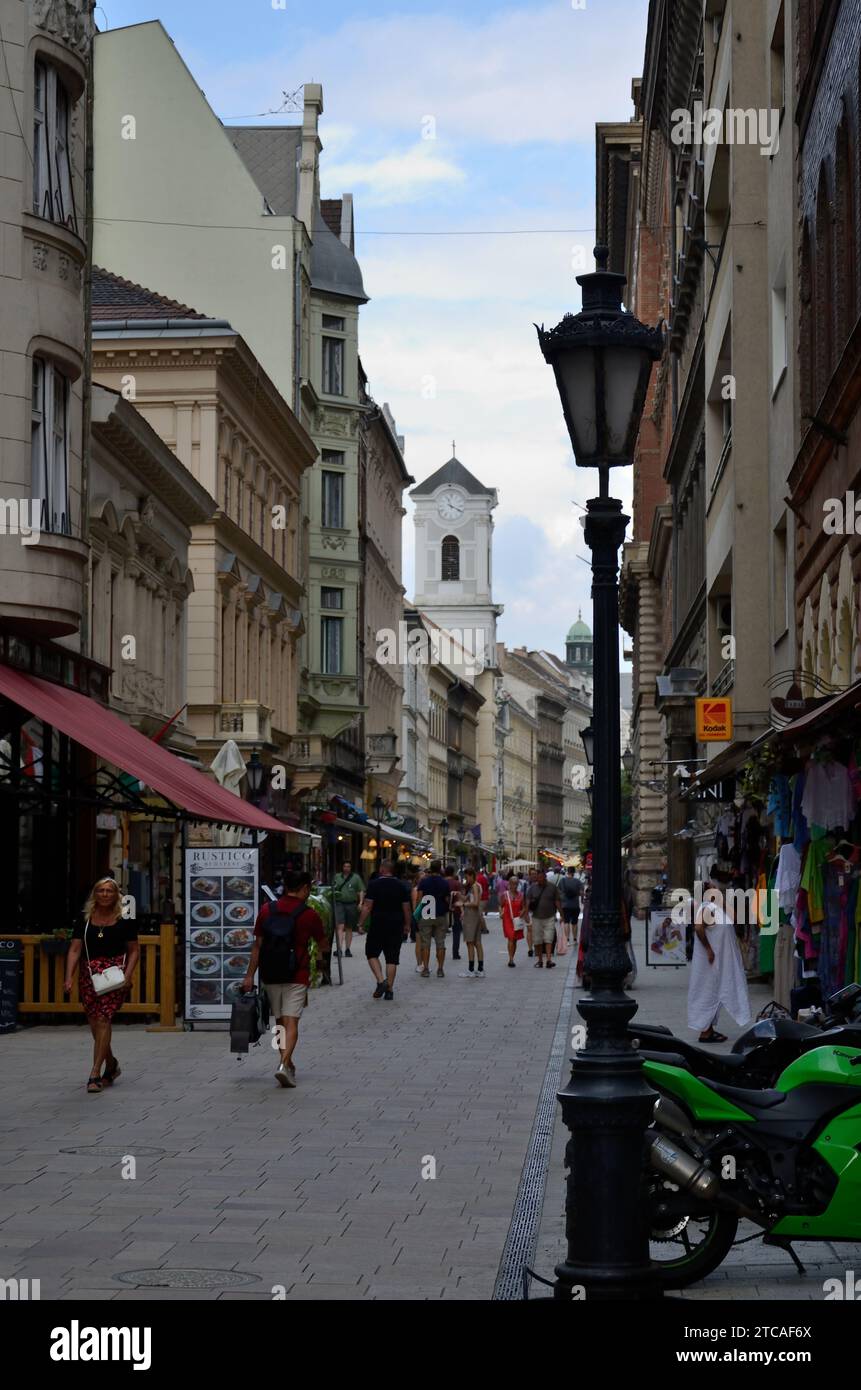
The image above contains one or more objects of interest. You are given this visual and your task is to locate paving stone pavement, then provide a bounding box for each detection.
[534,920,861,1301]
[0,925,568,1301]
[5,919,859,1302]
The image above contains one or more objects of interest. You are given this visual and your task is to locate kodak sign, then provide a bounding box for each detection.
[696,697,733,742]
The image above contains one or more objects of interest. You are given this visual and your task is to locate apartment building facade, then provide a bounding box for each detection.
[791,0,861,692]
[91,272,317,810]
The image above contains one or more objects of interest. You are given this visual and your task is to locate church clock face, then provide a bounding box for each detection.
[437,490,464,522]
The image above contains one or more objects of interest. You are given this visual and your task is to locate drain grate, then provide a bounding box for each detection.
[60,1145,166,1158]
[492,955,577,1300]
[115,1268,260,1290]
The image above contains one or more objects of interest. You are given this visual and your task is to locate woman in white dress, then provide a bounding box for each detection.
[687,866,751,1043]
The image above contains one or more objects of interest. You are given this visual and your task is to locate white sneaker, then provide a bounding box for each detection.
[276,1063,296,1088]
[415,965,424,973]
[475,971,486,980]
[459,971,476,979]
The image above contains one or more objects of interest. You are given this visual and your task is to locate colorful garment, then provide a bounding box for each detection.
[767,775,792,840]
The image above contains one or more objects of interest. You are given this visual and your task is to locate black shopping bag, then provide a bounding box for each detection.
[230,988,264,1053]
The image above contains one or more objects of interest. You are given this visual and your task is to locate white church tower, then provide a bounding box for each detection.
[410,451,503,660]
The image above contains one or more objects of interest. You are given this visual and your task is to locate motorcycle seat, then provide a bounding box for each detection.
[705,1080,787,1110]
[685,1046,748,1070]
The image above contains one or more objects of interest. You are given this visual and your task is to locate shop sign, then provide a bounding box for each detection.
[696,697,733,741]
[96,813,118,830]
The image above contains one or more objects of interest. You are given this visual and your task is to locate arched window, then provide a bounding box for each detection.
[441,535,460,581]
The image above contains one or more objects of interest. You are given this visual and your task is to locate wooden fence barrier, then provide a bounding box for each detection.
[8,923,179,1029]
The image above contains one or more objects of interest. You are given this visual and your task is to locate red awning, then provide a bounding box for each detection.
[0,664,291,835]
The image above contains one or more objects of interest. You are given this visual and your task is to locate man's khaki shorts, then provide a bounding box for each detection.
[264,982,307,1018]
[531,916,557,947]
[418,915,449,949]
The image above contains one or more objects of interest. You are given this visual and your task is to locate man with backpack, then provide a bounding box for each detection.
[242,870,326,1087]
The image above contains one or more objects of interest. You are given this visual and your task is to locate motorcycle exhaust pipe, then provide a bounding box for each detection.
[653,1096,694,1140]
[648,1133,765,1225]
[649,1133,720,1202]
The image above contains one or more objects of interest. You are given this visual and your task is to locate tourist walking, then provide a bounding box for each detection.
[525,867,539,956]
[357,859,412,1001]
[525,869,561,969]
[687,865,751,1042]
[500,874,525,966]
[332,860,364,957]
[64,877,140,1094]
[559,867,583,946]
[446,864,463,959]
[460,868,486,978]
[243,870,327,1087]
[415,859,451,978]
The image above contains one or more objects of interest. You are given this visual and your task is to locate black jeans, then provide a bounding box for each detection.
[451,914,462,957]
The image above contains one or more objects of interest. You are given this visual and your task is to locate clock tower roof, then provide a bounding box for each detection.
[411,454,493,500]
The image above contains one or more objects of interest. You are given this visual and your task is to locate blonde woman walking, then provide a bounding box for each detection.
[64,878,140,1093]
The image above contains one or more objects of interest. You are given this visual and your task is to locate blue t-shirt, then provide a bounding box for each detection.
[417,875,451,917]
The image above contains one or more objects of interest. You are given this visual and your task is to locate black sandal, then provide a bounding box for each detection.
[87,1075,103,1093]
[102,1058,121,1085]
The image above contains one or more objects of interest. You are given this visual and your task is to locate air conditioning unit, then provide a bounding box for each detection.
[716,600,732,634]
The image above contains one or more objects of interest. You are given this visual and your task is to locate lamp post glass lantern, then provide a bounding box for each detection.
[245,749,265,805]
[581,724,595,768]
[622,746,635,776]
[537,245,663,1300]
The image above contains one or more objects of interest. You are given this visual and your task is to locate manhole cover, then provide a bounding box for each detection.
[115,1269,260,1290]
[60,1145,166,1158]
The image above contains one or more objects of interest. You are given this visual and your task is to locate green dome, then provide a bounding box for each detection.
[566,612,592,642]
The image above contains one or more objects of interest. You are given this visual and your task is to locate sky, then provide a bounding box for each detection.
[96,0,650,659]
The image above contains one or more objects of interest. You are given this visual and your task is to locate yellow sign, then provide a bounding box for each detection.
[696,697,733,742]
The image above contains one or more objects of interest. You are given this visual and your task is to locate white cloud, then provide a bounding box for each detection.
[323,141,466,206]
[197,2,647,146]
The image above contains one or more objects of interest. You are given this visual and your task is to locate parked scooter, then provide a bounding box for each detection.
[642,1040,861,1287]
[628,984,861,1088]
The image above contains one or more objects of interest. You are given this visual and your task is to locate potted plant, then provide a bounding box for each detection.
[40,928,72,957]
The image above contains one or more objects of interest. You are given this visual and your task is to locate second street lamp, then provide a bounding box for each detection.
[537,245,663,1300]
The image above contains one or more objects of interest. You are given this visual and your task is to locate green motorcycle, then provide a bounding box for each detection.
[643,1043,861,1287]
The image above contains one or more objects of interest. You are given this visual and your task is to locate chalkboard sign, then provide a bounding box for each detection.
[0,939,21,1034]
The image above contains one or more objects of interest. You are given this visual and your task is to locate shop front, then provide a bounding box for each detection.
[0,653,315,1024]
[689,679,861,1014]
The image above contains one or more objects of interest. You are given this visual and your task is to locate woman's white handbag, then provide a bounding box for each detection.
[85,922,126,995]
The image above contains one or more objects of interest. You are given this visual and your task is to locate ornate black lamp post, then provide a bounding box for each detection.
[537,245,663,1300]
[373,794,385,872]
[440,815,449,860]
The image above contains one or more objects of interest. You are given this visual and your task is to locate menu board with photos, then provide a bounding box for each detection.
[184,847,259,1019]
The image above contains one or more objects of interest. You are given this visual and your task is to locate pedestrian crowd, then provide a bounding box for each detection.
[67,861,588,1094]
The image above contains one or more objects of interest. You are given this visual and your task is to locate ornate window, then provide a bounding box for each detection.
[322,616,343,674]
[33,61,76,231]
[441,535,460,581]
[322,337,344,395]
[31,357,70,535]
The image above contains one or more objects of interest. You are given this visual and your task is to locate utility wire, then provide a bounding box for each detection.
[89,215,766,237]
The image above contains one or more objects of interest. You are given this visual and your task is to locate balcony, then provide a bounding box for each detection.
[217,702,272,744]
[366,732,398,775]
[712,660,735,697]
[0,528,89,638]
